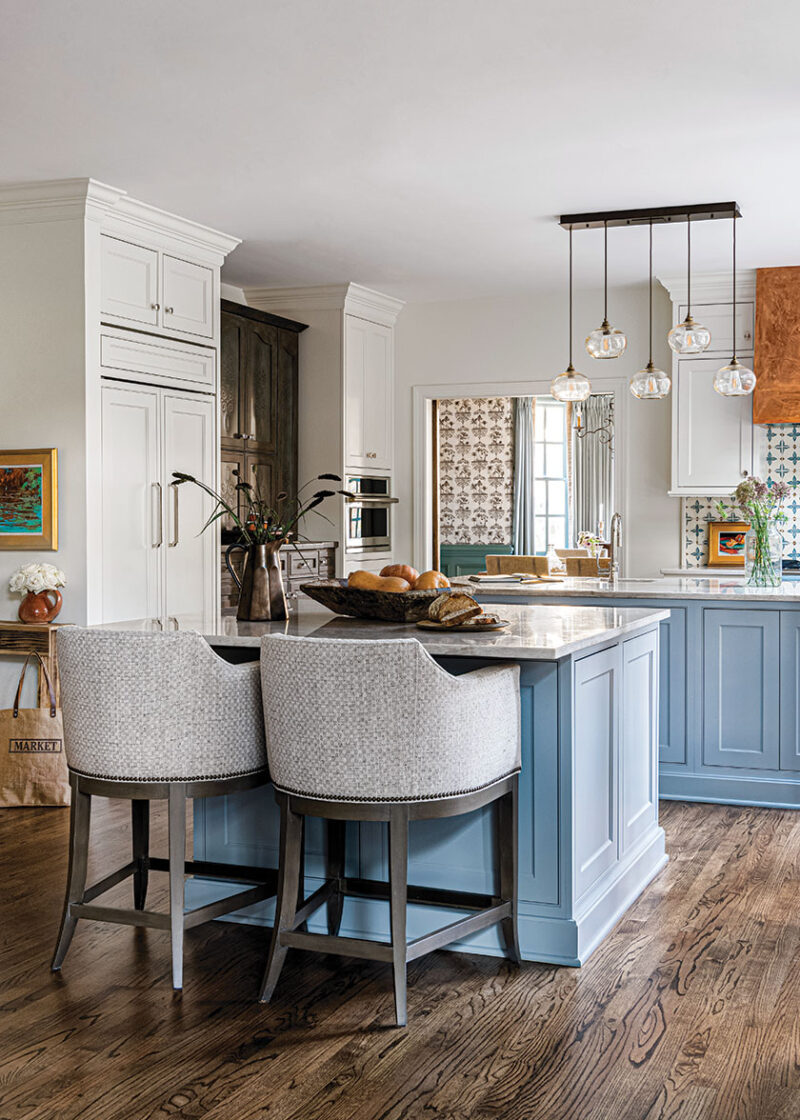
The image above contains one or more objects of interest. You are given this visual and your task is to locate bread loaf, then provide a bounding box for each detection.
[428,592,483,627]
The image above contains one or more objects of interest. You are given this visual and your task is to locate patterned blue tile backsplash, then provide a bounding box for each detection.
[684,424,800,566]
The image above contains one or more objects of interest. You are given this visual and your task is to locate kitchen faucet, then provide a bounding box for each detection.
[610,512,622,581]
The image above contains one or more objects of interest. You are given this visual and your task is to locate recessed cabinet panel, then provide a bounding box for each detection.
[220,315,244,446]
[676,301,754,355]
[780,613,800,771]
[345,316,393,470]
[100,332,215,392]
[573,646,619,900]
[673,356,753,494]
[243,324,278,453]
[100,384,161,623]
[622,631,659,853]
[162,255,214,338]
[100,236,159,327]
[703,608,780,769]
[658,609,687,764]
[163,393,216,627]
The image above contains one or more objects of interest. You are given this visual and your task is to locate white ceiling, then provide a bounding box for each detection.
[2,0,799,301]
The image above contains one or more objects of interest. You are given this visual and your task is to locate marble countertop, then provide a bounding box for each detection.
[456,575,800,602]
[95,600,668,661]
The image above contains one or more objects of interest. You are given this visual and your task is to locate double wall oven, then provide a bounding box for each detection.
[345,475,397,553]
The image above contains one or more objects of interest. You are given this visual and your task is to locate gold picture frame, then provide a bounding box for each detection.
[0,449,58,550]
[708,520,749,567]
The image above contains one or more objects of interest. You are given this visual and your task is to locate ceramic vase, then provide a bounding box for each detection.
[18,589,63,624]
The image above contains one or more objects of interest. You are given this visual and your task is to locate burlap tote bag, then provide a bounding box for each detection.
[0,653,70,807]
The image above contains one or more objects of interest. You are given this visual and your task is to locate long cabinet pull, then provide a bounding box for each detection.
[169,483,179,548]
[152,482,163,547]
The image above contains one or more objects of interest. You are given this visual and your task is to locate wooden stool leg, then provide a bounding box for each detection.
[497,777,521,964]
[259,794,302,1002]
[131,800,150,911]
[168,785,186,991]
[52,777,91,971]
[389,806,409,1027]
[326,819,346,936]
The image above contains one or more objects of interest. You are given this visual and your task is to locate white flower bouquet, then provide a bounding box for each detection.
[8,563,67,596]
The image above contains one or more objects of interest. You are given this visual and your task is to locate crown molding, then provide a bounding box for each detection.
[658,270,756,304]
[0,177,240,258]
[245,282,405,325]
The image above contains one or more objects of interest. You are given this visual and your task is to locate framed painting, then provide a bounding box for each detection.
[708,520,749,567]
[0,449,58,550]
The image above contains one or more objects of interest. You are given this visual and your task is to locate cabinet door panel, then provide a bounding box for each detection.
[100,383,161,623]
[345,316,393,470]
[622,630,659,853]
[573,646,619,900]
[673,356,753,493]
[703,608,780,769]
[658,608,687,764]
[101,236,159,327]
[676,301,754,355]
[780,613,800,771]
[162,255,214,338]
[242,324,278,454]
[220,314,244,446]
[163,393,216,626]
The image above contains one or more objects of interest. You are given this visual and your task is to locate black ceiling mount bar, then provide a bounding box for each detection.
[559,202,741,231]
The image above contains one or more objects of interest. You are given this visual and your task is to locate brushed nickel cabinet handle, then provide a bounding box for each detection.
[152,482,163,547]
[151,302,160,310]
[169,483,179,547]
[165,306,174,315]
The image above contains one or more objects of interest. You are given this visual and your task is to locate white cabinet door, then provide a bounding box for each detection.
[676,301,754,356]
[100,383,162,623]
[162,255,214,338]
[671,356,754,495]
[101,236,159,328]
[345,316,393,470]
[162,392,216,626]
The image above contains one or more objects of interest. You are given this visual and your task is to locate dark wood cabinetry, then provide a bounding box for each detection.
[220,300,305,533]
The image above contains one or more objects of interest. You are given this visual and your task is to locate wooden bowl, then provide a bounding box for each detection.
[299,579,457,623]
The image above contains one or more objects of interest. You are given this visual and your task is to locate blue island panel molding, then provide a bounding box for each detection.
[439,543,512,579]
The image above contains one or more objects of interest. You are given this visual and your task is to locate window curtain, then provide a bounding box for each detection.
[512,397,535,553]
[572,394,613,539]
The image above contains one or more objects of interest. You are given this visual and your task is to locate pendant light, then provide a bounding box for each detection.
[630,222,671,400]
[667,214,712,354]
[551,227,591,403]
[585,221,627,359]
[714,216,756,396]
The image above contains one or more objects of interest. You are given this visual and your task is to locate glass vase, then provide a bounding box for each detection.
[744,524,783,588]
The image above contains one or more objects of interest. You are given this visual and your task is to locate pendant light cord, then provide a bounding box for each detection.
[732,216,737,360]
[645,222,649,367]
[568,225,574,368]
[686,214,691,318]
[603,220,608,323]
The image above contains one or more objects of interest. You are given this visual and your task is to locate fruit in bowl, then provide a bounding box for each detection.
[380,564,419,585]
[412,570,450,590]
[348,570,411,593]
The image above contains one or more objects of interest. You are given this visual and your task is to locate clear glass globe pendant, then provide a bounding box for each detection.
[630,221,670,400]
[631,360,671,399]
[714,218,756,398]
[586,222,627,359]
[552,227,591,403]
[668,215,711,355]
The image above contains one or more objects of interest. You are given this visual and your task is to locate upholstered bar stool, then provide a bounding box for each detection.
[52,627,276,990]
[258,634,522,1026]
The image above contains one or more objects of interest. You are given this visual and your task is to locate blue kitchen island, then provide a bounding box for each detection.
[162,600,669,967]
[465,575,800,810]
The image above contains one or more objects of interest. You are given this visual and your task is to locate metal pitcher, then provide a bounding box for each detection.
[225,541,288,622]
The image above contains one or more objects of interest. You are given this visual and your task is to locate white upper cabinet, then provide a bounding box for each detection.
[672,355,754,495]
[101,235,216,343]
[675,301,754,356]
[345,315,393,471]
[162,254,214,338]
[100,236,159,328]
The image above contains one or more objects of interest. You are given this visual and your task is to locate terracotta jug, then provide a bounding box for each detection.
[225,541,288,622]
[18,589,63,624]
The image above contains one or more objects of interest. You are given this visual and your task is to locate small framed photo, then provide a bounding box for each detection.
[0,449,58,550]
[708,520,749,566]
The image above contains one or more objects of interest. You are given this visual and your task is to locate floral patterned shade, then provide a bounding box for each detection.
[438,398,515,545]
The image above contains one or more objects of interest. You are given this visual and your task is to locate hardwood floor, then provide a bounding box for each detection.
[2,799,800,1120]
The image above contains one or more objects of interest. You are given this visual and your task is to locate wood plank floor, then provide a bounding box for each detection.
[2,799,800,1120]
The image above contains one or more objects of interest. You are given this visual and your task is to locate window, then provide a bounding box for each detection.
[533,398,568,552]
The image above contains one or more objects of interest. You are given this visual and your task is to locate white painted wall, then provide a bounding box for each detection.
[0,218,89,702]
[394,281,679,577]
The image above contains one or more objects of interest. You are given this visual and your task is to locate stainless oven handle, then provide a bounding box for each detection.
[344,495,399,504]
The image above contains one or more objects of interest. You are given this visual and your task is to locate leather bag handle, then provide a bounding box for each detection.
[13,653,57,718]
